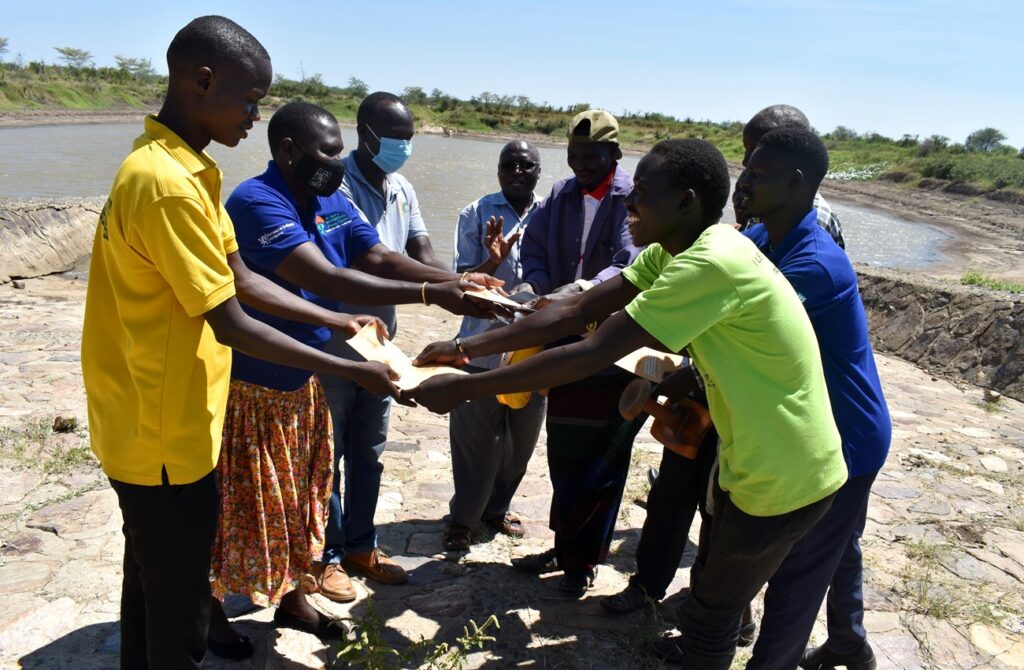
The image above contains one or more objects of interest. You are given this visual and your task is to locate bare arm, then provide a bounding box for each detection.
[357,243,458,283]
[274,242,475,314]
[405,310,658,413]
[204,296,401,397]
[413,274,640,366]
[229,251,357,332]
[405,235,449,272]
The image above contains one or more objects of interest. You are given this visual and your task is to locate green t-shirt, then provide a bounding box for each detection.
[623,224,846,516]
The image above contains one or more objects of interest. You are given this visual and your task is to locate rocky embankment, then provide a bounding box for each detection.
[0,200,103,284]
[859,267,1023,401]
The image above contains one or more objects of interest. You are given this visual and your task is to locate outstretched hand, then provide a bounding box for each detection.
[413,339,469,368]
[337,314,388,341]
[401,374,466,414]
[351,361,402,400]
[463,272,507,297]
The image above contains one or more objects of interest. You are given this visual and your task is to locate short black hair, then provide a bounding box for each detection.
[267,101,336,153]
[746,104,810,136]
[356,91,407,126]
[756,127,830,192]
[648,139,731,223]
[166,15,268,75]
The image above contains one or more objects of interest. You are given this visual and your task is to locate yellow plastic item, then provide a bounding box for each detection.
[496,345,544,408]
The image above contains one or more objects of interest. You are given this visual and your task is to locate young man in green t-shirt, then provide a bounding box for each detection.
[408,138,847,669]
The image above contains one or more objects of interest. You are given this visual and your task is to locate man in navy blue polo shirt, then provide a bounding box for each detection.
[736,127,891,670]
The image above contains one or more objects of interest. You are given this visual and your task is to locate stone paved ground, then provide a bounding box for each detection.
[1,274,1023,669]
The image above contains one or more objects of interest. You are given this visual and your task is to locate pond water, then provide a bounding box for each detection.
[0,120,950,267]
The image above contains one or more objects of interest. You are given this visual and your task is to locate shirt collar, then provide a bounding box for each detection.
[769,208,819,261]
[344,150,394,200]
[495,190,540,217]
[581,163,617,200]
[140,115,217,176]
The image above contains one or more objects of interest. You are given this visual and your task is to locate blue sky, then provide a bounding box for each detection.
[3,0,1021,146]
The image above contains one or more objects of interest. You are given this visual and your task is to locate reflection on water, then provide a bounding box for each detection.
[0,120,948,268]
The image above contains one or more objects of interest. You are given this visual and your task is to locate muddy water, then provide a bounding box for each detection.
[0,121,949,267]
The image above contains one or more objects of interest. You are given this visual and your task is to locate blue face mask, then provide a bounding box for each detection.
[365,125,412,174]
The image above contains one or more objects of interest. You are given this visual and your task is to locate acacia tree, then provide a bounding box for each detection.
[965,127,1007,153]
[114,55,156,79]
[346,76,368,98]
[0,37,9,63]
[54,47,93,67]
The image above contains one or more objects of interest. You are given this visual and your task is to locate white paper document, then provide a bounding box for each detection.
[615,347,685,382]
[346,323,468,391]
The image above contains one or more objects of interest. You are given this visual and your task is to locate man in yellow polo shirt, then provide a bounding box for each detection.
[409,139,846,669]
[82,17,399,668]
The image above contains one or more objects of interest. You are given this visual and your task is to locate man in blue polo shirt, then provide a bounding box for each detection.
[736,127,891,670]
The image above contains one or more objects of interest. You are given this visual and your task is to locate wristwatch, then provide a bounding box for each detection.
[454,336,467,355]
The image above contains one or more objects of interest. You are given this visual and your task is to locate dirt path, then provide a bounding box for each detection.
[1,275,1022,669]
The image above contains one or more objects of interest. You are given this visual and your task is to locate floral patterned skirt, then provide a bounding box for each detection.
[211,376,333,606]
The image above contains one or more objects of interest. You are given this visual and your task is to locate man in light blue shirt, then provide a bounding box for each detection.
[320,92,455,588]
[444,140,547,550]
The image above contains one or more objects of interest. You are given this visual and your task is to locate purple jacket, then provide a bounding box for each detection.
[520,165,636,294]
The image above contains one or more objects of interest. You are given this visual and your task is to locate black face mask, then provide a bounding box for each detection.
[294,149,345,196]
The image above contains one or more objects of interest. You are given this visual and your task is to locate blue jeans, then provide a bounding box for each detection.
[320,374,391,563]
[747,470,879,669]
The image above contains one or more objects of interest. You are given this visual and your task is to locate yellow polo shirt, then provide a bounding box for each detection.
[81,116,238,486]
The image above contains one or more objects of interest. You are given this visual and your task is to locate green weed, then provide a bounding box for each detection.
[338,599,499,669]
[961,271,1024,293]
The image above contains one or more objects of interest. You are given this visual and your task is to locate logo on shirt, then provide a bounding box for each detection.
[316,211,352,236]
[98,198,112,240]
[257,222,296,247]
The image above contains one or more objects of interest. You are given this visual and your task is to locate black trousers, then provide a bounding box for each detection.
[109,468,219,670]
[676,482,837,670]
[630,428,718,600]
[748,471,879,669]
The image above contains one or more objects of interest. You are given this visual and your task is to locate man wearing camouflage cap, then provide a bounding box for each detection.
[509,110,643,597]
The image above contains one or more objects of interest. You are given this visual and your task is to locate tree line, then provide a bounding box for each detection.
[0,36,1020,161]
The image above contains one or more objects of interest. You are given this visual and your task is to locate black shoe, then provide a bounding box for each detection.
[273,607,348,640]
[511,547,560,575]
[207,633,254,660]
[800,641,877,670]
[557,568,596,598]
[600,583,651,614]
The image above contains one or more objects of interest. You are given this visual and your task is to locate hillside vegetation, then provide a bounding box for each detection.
[2,57,1022,202]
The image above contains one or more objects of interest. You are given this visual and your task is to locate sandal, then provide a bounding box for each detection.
[273,607,348,640]
[738,620,757,647]
[557,568,597,598]
[486,512,525,539]
[443,523,472,551]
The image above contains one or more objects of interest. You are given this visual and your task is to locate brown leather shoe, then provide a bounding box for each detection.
[307,563,357,603]
[343,548,408,585]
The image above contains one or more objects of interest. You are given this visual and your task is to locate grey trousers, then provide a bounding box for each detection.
[448,381,546,528]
